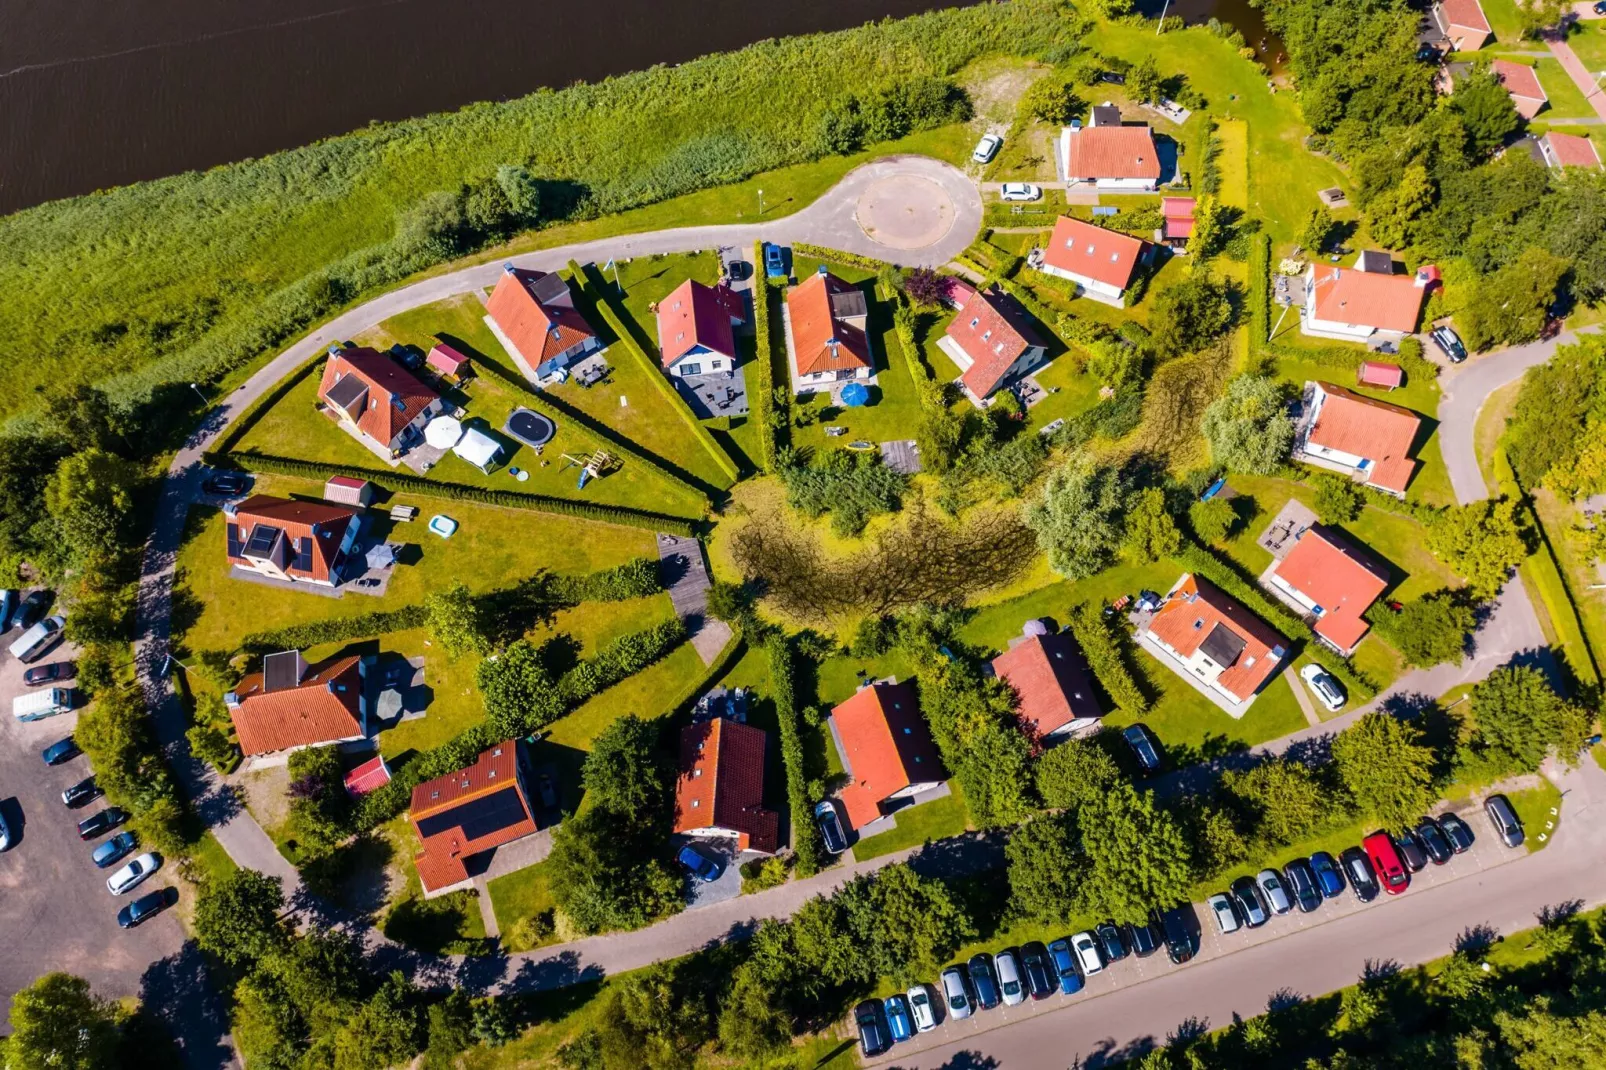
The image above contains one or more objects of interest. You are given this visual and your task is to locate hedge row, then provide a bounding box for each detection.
[749,247,782,474]
[766,634,823,878]
[212,449,697,534]
[1067,602,1150,714]
[792,242,892,273]
[232,604,429,660]
[1247,232,1272,372]
[557,618,687,705]
[1176,541,1378,699]
[549,556,662,603]
[470,350,713,506]
[573,260,742,484]
[213,355,329,456]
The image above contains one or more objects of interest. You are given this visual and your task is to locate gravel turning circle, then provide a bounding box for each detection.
[853,175,957,250]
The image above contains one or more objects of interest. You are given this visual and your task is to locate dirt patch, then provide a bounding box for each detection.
[238,764,292,831]
[961,58,1052,128]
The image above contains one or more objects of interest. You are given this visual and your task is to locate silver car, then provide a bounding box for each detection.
[906,984,937,1032]
[941,966,972,1020]
[1256,868,1293,915]
[107,852,160,896]
[1208,892,1240,934]
[995,949,1026,1006]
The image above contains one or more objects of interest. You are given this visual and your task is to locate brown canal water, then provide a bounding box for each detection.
[0,0,970,216]
[1140,0,1287,73]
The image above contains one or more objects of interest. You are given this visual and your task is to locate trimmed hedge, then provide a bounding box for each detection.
[573,260,742,484]
[1247,232,1271,372]
[233,604,428,660]
[1067,602,1149,714]
[212,449,697,534]
[557,618,687,705]
[550,556,662,603]
[749,250,782,474]
[213,355,329,456]
[470,350,714,505]
[792,243,892,273]
[766,634,822,877]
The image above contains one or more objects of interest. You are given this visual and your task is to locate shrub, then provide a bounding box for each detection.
[1312,473,1363,524]
[1369,589,1475,668]
[550,556,662,602]
[766,636,822,876]
[1067,602,1149,714]
[1188,496,1238,544]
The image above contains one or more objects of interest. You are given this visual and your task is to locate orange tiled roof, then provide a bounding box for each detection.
[226,494,358,583]
[411,739,537,894]
[830,681,944,830]
[657,279,743,367]
[1308,382,1423,494]
[1064,125,1161,181]
[947,286,1045,399]
[317,348,439,448]
[1271,526,1390,652]
[229,655,364,756]
[1492,59,1546,103]
[1308,266,1426,334]
[485,269,596,365]
[1441,0,1491,32]
[1147,574,1287,703]
[673,719,779,852]
[992,632,1103,743]
[788,271,872,377]
[1042,216,1147,292]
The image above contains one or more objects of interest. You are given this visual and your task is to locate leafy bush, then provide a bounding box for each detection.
[779,448,907,536]
[1312,472,1363,523]
[1188,496,1238,544]
[749,261,783,473]
[1067,602,1150,714]
[1201,374,1294,474]
[1368,589,1475,668]
[550,556,661,602]
[766,636,823,876]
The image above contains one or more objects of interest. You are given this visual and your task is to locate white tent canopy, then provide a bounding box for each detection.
[453,427,505,472]
[424,415,464,450]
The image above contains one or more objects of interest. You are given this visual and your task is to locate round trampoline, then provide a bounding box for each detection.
[505,408,556,448]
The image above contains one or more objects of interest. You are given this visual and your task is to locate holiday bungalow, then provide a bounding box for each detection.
[1060,106,1162,191]
[1492,60,1548,119]
[484,264,600,384]
[1294,381,1424,496]
[939,282,1049,403]
[1036,216,1152,308]
[829,681,945,832]
[1431,0,1492,51]
[1301,252,1433,342]
[991,623,1103,746]
[1267,525,1390,655]
[1142,574,1288,714]
[657,278,746,378]
[317,345,444,458]
[1539,132,1603,171]
[786,269,873,390]
[225,650,370,758]
[410,739,540,897]
[673,718,779,853]
[225,495,361,589]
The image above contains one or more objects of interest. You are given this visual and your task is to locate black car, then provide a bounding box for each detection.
[201,472,250,497]
[1415,817,1453,865]
[853,1000,887,1057]
[1122,724,1164,773]
[1124,918,1160,958]
[1230,875,1269,927]
[814,800,848,856]
[14,590,51,631]
[1394,828,1429,872]
[62,776,102,809]
[23,661,74,687]
[118,890,170,930]
[968,953,1001,1010]
[1095,921,1129,964]
[1153,905,1198,965]
[1019,942,1055,1000]
[1340,846,1380,902]
[1438,811,1476,853]
[42,737,80,766]
[77,807,128,841]
[1283,858,1322,913]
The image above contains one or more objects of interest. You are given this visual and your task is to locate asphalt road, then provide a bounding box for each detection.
[870,757,1605,1069]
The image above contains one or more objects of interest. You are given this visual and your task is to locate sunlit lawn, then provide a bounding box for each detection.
[1565,19,1606,74]
[1530,57,1598,119]
[852,788,973,861]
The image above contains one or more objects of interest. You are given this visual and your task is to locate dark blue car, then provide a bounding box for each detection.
[677,844,722,883]
[1047,938,1085,995]
[968,953,1000,1010]
[1309,851,1346,898]
[41,737,79,766]
[763,242,786,279]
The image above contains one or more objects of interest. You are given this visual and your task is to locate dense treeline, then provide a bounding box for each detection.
[0,2,1079,419]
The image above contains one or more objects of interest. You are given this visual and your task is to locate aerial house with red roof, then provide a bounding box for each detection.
[1431,0,1492,51]
[939,283,1049,404]
[484,264,600,384]
[1035,216,1152,308]
[1538,132,1603,172]
[1141,574,1289,714]
[1492,60,1547,120]
[410,739,539,897]
[786,268,873,391]
[656,278,746,378]
[317,345,444,459]
[828,680,946,832]
[991,622,1103,746]
[1300,252,1433,343]
[225,494,362,589]
[1266,525,1391,655]
[1294,381,1424,497]
[225,650,370,758]
[1059,106,1162,191]
[673,718,779,853]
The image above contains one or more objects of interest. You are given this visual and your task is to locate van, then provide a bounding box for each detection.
[8,614,65,663]
[1362,831,1410,895]
[13,687,72,722]
[1484,794,1525,848]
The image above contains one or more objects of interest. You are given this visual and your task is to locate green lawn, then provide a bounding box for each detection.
[1566,19,1606,76]
[1533,488,1606,683]
[1530,56,1599,119]
[852,788,973,861]
[1507,779,1564,852]
[1479,0,1529,45]
[488,861,557,953]
[381,820,494,955]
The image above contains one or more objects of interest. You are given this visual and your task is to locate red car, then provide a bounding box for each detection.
[1362,831,1409,896]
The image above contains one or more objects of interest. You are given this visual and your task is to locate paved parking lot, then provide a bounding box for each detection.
[867,814,1521,1065]
[0,632,188,1029]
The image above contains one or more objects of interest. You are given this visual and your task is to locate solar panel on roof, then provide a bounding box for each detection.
[414,785,528,843]
[244,524,283,559]
[291,537,313,572]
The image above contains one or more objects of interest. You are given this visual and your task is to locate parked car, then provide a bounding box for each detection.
[41,737,80,766]
[1309,851,1346,898]
[1048,938,1086,995]
[9,613,66,664]
[118,890,170,929]
[1438,811,1476,853]
[999,182,1042,202]
[93,832,138,869]
[13,590,52,631]
[814,800,848,855]
[0,809,11,851]
[853,1000,886,1056]
[1070,930,1105,975]
[1431,325,1468,363]
[1414,817,1453,865]
[1020,942,1055,1000]
[763,242,786,279]
[906,984,938,1032]
[1394,828,1429,872]
[0,589,15,632]
[536,772,558,810]
[1208,892,1241,935]
[1299,663,1347,712]
[107,852,161,896]
[1154,905,1198,964]
[940,966,973,1020]
[972,133,1003,163]
[1595,0,1606,15]
[1341,846,1381,902]
[201,472,250,497]
[995,949,1027,1006]
[1283,859,1322,913]
[1096,921,1129,963]
[1485,794,1525,848]
[1230,875,1269,927]
[1256,869,1293,915]
[882,994,914,1044]
[23,661,74,687]
[1122,723,1164,773]
[968,953,1001,1010]
[675,844,722,883]
[78,808,128,841]
[1362,831,1410,895]
[62,776,102,808]
[1125,918,1160,957]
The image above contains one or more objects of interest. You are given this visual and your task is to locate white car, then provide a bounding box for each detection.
[1299,663,1346,712]
[995,949,1026,1006]
[972,133,1003,163]
[906,984,937,1032]
[1208,892,1241,935]
[999,183,1042,202]
[107,852,160,896]
[1070,930,1104,975]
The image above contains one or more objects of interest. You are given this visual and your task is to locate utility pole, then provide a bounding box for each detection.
[190,382,207,406]
[758,188,765,216]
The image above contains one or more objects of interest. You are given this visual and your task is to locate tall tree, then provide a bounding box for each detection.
[1034,736,1123,811]
[1124,487,1183,563]
[7,973,121,1070]
[425,583,490,658]
[1427,498,1530,598]
[1023,452,1129,579]
[43,448,140,567]
[1470,665,1593,772]
[1331,712,1436,831]
[1077,783,1194,923]
[582,714,670,820]
[1201,375,1294,474]
[1007,814,1081,923]
[193,868,288,966]
[1448,65,1522,159]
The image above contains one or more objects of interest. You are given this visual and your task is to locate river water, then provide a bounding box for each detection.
[0,0,970,216]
